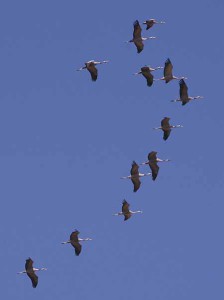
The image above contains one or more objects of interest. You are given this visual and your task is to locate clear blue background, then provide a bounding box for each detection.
[0,0,223,299]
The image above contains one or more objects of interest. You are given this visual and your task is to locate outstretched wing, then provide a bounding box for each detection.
[161,117,170,128]
[27,272,38,288]
[163,129,171,141]
[141,68,153,87]
[71,241,82,256]
[70,231,79,243]
[179,79,189,104]
[148,151,157,161]
[133,20,142,39]
[149,161,159,180]
[122,200,131,220]
[145,19,155,30]
[131,177,141,192]
[164,58,173,82]
[87,63,98,81]
[131,161,139,176]
[25,258,33,271]
[134,39,144,53]
[122,200,130,214]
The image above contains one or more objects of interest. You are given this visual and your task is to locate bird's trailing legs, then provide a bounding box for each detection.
[171,96,204,103]
[113,210,143,216]
[153,125,183,130]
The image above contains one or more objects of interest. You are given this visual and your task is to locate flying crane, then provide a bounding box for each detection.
[61,230,92,256]
[126,20,156,53]
[155,58,187,83]
[17,258,47,288]
[77,60,109,81]
[134,65,163,87]
[153,117,183,140]
[140,151,170,180]
[121,161,151,192]
[143,19,165,30]
[113,200,143,221]
[171,79,204,105]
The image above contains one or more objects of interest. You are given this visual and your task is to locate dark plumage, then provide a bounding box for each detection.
[141,66,154,87]
[147,151,159,181]
[133,20,144,53]
[179,79,189,105]
[70,230,82,256]
[122,200,131,221]
[161,117,171,140]
[25,258,38,288]
[130,161,141,192]
[164,58,173,83]
[85,62,98,81]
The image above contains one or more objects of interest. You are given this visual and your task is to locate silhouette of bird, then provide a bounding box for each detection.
[171,79,203,105]
[153,117,183,140]
[77,60,109,81]
[17,258,47,288]
[61,230,92,256]
[113,200,143,221]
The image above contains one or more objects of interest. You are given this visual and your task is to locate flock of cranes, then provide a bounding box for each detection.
[17,17,203,289]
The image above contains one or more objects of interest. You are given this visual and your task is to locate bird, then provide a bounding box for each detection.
[143,19,165,30]
[113,200,143,221]
[133,65,163,87]
[171,79,204,105]
[17,258,47,288]
[126,20,156,53]
[77,60,109,81]
[61,230,92,256]
[121,161,151,192]
[154,58,187,83]
[140,151,170,180]
[153,117,183,140]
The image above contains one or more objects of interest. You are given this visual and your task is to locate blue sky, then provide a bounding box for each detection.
[0,0,224,299]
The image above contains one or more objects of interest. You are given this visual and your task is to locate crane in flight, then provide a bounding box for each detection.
[143,19,165,30]
[61,230,92,256]
[133,65,163,87]
[77,60,109,81]
[153,117,183,140]
[121,161,151,192]
[140,151,170,180]
[154,58,187,83]
[113,200,143,221]
[171,79,204,105]
[126,20,156,53]
[17,258,47,288]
